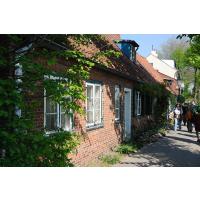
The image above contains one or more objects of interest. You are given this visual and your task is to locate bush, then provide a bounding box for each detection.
[0,131,79,167]
[116,143,138,154]
[158,128,166,136]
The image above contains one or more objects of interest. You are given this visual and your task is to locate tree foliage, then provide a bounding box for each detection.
[158,37,189,66]
[183,34,200,102]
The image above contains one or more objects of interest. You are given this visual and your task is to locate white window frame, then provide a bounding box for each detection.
[135,91,142,116]
[86,82,102,128]
[44,76,72,134]
[115,85,120,121]
[15,63,23,117]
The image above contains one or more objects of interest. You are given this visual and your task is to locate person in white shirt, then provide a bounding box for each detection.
[174,104,182,131]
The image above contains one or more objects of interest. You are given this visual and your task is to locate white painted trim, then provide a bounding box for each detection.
[15,63,23,117]
[135,91,141,116]
[115,85,120,121]
[124,88,132,140]
[86,82,102,127]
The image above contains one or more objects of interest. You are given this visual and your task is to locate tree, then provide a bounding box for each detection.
[0,34,121,166]
[183,35,200,102]
[158,37,189,64]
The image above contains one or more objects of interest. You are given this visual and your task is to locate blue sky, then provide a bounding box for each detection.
[121,34,178,57]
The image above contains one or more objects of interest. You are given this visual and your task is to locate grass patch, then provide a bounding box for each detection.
[100,154,121,165]
[116,143,138,154]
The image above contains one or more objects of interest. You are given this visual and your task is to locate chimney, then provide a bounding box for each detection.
[151,50,158,57]
[104,34,121,41]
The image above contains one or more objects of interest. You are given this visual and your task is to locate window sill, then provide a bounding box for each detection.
[45,129,74,135]
[86,123,103,131]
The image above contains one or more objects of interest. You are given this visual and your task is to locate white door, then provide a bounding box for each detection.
[124,88,132,141]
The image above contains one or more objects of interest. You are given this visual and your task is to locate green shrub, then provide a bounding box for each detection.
[0,131,79,167]
[116,143,138,154]
[158,128,166,136]
[100,154,121,165]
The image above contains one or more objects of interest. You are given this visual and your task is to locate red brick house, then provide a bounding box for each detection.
[30,34,175,166]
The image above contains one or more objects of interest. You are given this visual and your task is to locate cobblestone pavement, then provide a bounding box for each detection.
[115,126,200,167]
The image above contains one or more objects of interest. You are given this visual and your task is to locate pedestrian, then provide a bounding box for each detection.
[179,104,183,128]
[185,104,193,132]
[192,105,200,143]
[182,103,188,126]
[174,104,182,131]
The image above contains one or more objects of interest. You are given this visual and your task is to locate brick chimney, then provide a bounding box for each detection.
[104,34,121,41]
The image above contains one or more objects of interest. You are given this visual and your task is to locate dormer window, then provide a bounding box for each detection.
[116,40,139,62]
[121,43,134,61]
[164,79,173,87]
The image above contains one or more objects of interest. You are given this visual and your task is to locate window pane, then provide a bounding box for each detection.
[115,86,120,119]
[61,113,71,131]
[46,97,57,113]
[94,97,100,110]
[86,83,102,126]
[95,85,100,98]
[87,111,93,124]
[46,114,57,131]
[87,85,93,98]
[94,109,100,123]
[115,97,120,109]
[87,85,93,111]
[87,98,93,111]
[115,108,120,119]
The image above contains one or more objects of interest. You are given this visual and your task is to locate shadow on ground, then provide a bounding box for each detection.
[118,131,200,167]
[177,132,196,138]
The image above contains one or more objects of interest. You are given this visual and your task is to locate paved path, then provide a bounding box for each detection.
[115,126,200,167]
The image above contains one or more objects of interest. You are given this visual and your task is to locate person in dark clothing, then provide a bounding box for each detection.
[192,106,200,143]
[185,105,193,132]
[182,104,188,126]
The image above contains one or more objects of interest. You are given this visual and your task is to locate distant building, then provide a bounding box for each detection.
[146,50,178,79]
[162,59,175,68]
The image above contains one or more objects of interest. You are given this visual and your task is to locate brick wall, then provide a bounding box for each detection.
[32,62,134,166]
[32,63,156,166]
[71,68,133,166]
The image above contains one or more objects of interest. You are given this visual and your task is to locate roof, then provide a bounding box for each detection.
[116,39,139,47]
[136,54,163,83]
[157,71,179,95]
[67,34,155,84]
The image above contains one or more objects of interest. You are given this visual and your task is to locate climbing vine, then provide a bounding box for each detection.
[135,82,170,98]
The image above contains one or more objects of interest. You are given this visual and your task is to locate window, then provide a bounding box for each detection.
[135,91,141,116]
[44,76,72,133]
[44,92,72,133]
[121,43,134,61]
[15,63,22,117]
[115,85,120,121]
[86,82,102,128]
